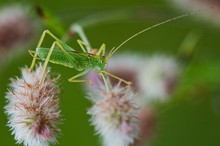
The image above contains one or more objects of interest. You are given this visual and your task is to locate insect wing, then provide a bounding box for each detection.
[58,40,75,51]
[36,47,81,70]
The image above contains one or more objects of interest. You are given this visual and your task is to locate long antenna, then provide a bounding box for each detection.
[108,12,195,58]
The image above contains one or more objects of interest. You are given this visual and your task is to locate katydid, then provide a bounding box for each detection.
[29,13,193,85]
[29,30,129,85]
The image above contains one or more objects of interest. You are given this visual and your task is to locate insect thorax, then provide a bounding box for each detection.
[90,55,106,70]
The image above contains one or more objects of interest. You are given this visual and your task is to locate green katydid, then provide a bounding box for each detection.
[29,13,193,85]
[29,30,129,85]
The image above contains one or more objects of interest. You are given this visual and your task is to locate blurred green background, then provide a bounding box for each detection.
[0,0,220,146]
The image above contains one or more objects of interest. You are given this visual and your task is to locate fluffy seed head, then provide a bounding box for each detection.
[88,84,141,146]
[5,65,61,146]
[129,108,156,146]
[138,55,180,101]
[169,0,220,24]
[0,4,33,53]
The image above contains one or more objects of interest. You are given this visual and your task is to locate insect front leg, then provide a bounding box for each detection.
[71,24,91,52]
[68,69,92,84]
[77,39,90,53]
[98,70,132,85]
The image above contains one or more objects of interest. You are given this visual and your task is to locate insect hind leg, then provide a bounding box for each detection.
[30,30,61,71]
[96,43,106,56]
[77,39,91,53]
[38,41,66,85]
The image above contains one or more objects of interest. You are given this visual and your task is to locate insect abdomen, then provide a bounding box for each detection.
[36,47,85,70]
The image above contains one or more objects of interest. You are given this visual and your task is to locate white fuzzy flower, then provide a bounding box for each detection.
[5,65,61,146]
[129,107,155,146]
[0,4,33,53]
[168,0,220,25]
[138,55,180,101]
[88,84,141,146]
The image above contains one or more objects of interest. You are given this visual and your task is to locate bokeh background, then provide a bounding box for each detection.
[0,0,220,146]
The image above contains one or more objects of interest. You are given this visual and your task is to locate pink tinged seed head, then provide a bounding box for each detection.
[0,4,33,55]
[88,84,141,146]
[5,64,62,146]
[138,55,180,101]
[121,121,133,135]
[129,108,156,146]
[169,0,220,25]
